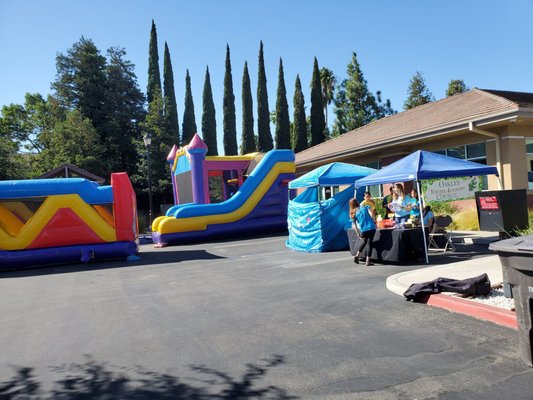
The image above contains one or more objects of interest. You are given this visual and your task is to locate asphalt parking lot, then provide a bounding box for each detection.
[1,234,532,399]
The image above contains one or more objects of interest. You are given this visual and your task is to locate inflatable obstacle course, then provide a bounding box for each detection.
[0,172,138,268]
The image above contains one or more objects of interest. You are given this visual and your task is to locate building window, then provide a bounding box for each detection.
[364,161,382,198]
[433,142,488,188]
[527,138,533,190]
[434,142,486,163]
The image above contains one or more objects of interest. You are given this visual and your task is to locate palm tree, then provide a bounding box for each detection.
[320,67,336,126]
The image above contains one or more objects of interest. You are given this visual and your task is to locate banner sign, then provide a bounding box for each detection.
[423,177,483,202]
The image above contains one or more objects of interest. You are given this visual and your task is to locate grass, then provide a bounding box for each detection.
[516,208,533,236]
[450,207,480,231]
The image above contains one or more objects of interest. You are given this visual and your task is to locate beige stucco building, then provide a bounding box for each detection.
[295,89,533,205]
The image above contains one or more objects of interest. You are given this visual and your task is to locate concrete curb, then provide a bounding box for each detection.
[386,253,517,329]
[424,294,517,329]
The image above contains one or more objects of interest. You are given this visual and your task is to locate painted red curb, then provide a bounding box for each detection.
[425,293,518,330]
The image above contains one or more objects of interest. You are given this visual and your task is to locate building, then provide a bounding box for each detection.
[295,89,533,204]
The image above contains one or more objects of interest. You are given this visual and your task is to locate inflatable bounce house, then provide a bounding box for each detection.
[0,172,138,268]
[151,134,295,246]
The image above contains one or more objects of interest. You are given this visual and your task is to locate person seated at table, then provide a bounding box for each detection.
[422,205,434,230]
[409,189,421,221]
[381,185,394,219]
[360,192,376,220]
[349,198,376,266]
[387,183,412,224]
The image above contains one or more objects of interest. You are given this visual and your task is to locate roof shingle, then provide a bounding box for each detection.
[296,88,523,165]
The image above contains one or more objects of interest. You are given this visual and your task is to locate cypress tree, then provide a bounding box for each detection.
[182,70,197,145]
[274,58,291,149]
[257,41,273,152]
[147,20,161,105]
[310,57,326,147]
[223,45,238,155]
[202,66,218,155]
[163,42,179,145]
[241,62,255,154]
[292,75,307,153]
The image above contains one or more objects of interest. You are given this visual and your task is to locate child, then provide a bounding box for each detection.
[360,192,376,220]
[349,198,376,266]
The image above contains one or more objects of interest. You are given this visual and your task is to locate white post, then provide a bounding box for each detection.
[417,180,429,264]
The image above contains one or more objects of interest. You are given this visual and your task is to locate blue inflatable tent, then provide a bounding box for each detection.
[286,163,376,252]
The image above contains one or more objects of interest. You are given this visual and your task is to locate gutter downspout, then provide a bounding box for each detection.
[468,122,503,190]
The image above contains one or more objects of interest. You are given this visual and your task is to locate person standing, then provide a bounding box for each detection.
[387,183,412,224]
[349,198,377,266]
[409,189,421,221]
[382,185,394,219]
[361,191,376,220]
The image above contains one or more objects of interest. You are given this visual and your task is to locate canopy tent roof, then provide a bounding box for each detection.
[355,150,499,188]
[289,162,376,189]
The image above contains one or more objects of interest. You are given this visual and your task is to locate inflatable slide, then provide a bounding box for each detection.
[151,134,295,246]
[0,173,138,268]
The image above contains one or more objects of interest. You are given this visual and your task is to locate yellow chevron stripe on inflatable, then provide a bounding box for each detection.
[3,201,34,222]
[0,203,25,236]
[0,194,116,250]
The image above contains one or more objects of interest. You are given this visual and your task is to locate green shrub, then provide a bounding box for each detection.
[427,200,458,216]
[451,208,480,231]
[516,208,533,236]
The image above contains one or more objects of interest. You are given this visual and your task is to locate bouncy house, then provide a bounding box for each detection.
[0,172,138,268]
[151,134,295,246]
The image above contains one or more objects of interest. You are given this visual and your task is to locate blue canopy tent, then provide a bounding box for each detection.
[286,162,377,252]
[355,150,499,263]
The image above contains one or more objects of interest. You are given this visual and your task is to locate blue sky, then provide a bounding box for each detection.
[1,0,532,154]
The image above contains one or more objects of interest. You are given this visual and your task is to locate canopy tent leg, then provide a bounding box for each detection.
[417,180,429,264]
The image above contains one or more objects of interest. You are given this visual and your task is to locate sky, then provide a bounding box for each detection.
[1,0,533,155]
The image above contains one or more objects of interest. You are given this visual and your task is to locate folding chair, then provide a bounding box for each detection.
[428,214,455,252]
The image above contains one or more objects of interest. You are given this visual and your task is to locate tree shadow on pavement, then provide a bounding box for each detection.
[0,355,297,399]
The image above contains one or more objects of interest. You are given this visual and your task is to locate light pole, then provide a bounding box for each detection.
[143,133,154,231]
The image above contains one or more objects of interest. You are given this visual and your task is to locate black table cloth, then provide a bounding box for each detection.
[347,227,426,264]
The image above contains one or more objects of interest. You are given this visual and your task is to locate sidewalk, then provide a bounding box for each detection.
[386,231,518,329]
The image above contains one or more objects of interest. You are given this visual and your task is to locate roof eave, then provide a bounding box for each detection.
[296,108,529,168]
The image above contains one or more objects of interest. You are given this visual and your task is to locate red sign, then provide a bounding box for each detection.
[479,196,499,210]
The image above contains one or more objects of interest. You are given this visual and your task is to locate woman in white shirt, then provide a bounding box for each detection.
[388,183,412,224]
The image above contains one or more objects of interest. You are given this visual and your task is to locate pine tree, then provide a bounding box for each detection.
[223,45,237,155]
[332,52,390,136]
[257,41,273,152]
[404,71,434,110]
[163,42,179,145]
[310,57,326,147]
[147,20,161,104]
[202,66,218,155]
[292,75,307,153]
[104,47,146,177]
[52,37,108,138]
[446,79,468,97]
[182,70,197,145]
[274,58,290,149]
[241,62,256,154]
